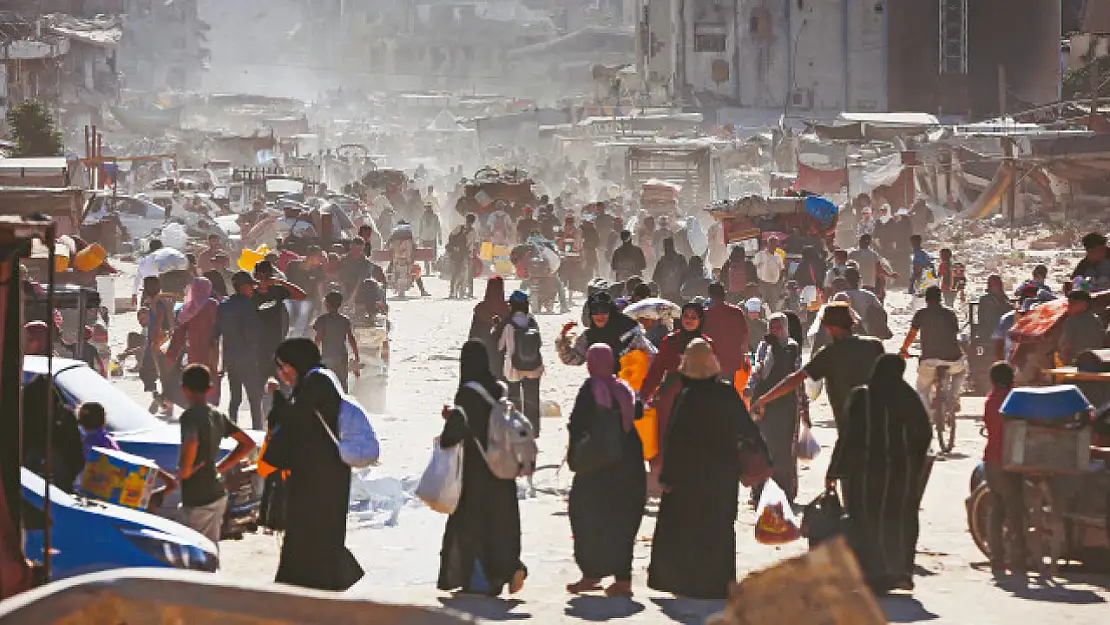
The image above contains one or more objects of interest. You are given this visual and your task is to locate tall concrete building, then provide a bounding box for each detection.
[117,0,207,91]
[637,0,1062,117]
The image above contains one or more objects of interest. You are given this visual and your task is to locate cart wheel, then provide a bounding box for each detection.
[967,483,995,560]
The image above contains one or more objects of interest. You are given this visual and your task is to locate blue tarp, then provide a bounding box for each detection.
[804,196,838,227]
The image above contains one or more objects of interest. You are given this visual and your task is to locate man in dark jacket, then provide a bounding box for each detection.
[611,230,647,282]
[652,237,688,303]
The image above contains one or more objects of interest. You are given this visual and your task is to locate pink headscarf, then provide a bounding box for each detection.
[587,343,636,432]
[177,277,213,325]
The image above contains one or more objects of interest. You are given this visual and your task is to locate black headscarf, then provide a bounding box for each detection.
[584,292,639,370]
[783,310,805,347]
[275,338,323,387]
[203,269,228,298]
[460,339,496,386]
[677,301,706,352]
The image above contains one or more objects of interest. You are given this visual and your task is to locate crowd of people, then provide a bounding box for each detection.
[27,151,1110,604]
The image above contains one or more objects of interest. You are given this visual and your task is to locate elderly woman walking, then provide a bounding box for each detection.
[566,344,646,598]
[828,354,932,595]
[648,339,766,600]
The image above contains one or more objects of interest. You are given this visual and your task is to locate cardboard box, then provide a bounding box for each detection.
[1002,420,1091,475]
[79,447,159,510]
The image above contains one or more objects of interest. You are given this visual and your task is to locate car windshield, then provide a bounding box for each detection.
[53,366,164,434]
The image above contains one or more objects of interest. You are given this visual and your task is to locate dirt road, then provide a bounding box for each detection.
[121,276,1106,624]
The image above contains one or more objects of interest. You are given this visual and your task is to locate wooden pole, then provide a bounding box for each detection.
[83,125,90,186]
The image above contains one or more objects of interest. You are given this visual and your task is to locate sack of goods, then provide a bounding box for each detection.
[464,381,538,479]
[311,368,381,468]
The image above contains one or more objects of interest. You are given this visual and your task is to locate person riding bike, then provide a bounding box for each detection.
[899,285,967,419]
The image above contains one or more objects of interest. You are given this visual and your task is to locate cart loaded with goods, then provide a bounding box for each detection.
[454,167,539,218]
[707,193,839,248]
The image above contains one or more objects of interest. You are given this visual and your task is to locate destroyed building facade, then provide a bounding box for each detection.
[117,0,207,92]
[637,0,1062,117]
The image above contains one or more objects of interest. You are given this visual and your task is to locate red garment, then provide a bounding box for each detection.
[701,301,750,378]
[983,386,1009,463]
[473,276,510,324]
[642,332,714,444]
[166,299,220,404]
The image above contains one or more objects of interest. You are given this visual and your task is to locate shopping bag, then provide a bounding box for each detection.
[415,438,464,515]
[804,377,823,401]
[801,487,854,550]
[794,422,821,462]
[635,406,660,460]
[754,478,801,545]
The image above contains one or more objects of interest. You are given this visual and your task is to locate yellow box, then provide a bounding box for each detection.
[79,447,159,510]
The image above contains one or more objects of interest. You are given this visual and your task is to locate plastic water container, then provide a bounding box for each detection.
[74,243,107,272]
[96,275,116,315]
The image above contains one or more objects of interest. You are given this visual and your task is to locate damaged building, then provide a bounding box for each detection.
[636,0,1062,118]
[117,0,208,91]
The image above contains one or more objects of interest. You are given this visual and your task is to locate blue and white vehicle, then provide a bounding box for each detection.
[21,468,219,580]
[22,356,265,537]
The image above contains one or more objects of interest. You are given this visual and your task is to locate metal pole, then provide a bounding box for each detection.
[43,230,55,582]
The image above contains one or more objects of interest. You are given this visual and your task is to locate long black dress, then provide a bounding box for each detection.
[273,372,364,590]
[567,384,646,582]
[827,357,932,594]
[751,337,802,501]
[437,379,523,594]
[649,377,754,600]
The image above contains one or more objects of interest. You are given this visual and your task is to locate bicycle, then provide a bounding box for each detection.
[905,352,958,454]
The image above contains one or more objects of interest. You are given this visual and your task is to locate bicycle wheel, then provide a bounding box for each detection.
[944,403,957,453]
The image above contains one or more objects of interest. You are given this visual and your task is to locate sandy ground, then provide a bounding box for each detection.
[105,271,1110,624]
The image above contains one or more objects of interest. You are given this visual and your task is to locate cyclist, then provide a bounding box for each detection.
[899,286,967,418]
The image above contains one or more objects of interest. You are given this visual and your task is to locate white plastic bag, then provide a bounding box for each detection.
[754,478,802,545]
[794,422,821,462]
[415,438,464,515]
[804,377,824,401]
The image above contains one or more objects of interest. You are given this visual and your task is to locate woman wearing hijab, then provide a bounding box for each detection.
[679,255,710,301]
[827,354,932,595]
[648,339,764,599]
[747,313,805,501]
[437,340,527,596]
[557,292,656,373]
[641,302,712,448]
[469,276,510,378]
[165,277,220,404]
[269,339,365,591]
[203,269,228,299]
[566,344,646,598]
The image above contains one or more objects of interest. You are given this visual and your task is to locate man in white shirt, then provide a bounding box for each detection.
[752,235,786,311]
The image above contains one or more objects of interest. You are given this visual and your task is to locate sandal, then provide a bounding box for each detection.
[566,578,602,594]
[509,567,528,594]
[605,581,633,598]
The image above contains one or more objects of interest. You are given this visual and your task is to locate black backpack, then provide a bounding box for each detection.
[511,320,543,372]
[446,228,467,255]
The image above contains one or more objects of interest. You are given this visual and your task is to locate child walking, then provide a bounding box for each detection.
[313,291,360,392]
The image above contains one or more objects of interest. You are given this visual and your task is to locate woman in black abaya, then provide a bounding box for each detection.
[567,344,646,597]
[270,339,364,591]
[437,340,527,596]
[648,339,765,600]
[827,354,932,594]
